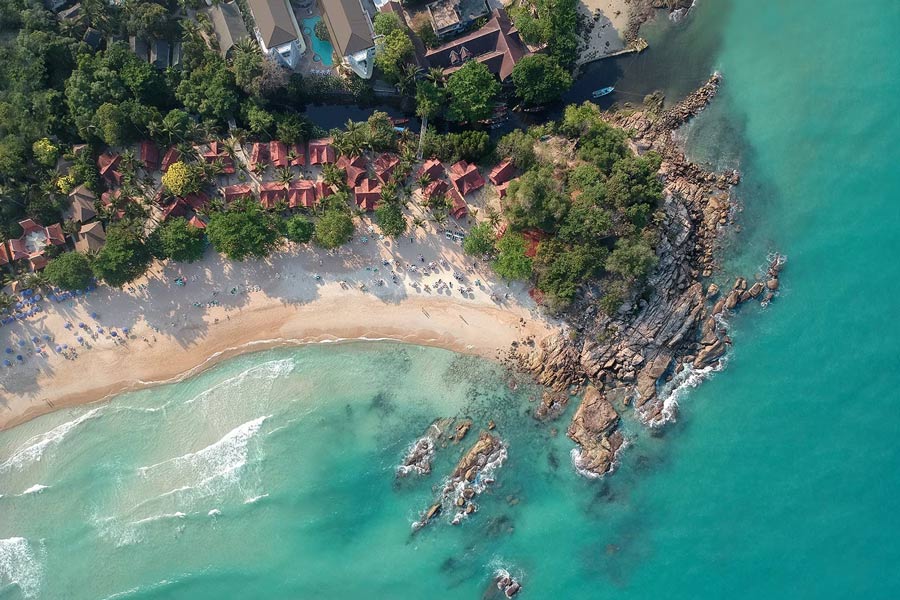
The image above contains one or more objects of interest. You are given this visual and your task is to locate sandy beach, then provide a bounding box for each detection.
[0,214,559,431]
[577,0,630,64]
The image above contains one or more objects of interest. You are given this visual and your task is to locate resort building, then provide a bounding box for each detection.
[222,183,253,203]
[336,154,368,187]
[287,180,318,209]
[270,141,288,168]
[308,138,336,165]
[258,181,288,208]
[247,0,305,69]
[74,221,106,253]
[161,147,180,172]
[448,160,485,196]
[64,185,97,224]
[201,142,236,174]
[249,142,268,169]
[289,144,306,166]
[425,9,529,82]
[8,219,66,271]
[418,158,445,181]
[426,0,489,38]
[318,0,377,79]
[97,152,122,187]
[139,140,159,171]
[209,1,250,58]
[373,153,400,184]
[353,178,381,211]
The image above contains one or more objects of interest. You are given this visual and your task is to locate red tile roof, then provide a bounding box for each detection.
[188,215,207,229]
[337,155,368,187]
[308,138,336,165]
[162,199,191,220]
[8,238,28,261]
[489,159,516,185]
[448,160,485,196]
[353,178,381,212]
[269,141,288,168]
[287,179,317,209]
[418,158,444,181]
[258,181,287,209]
[290,144,306,166]
[316,180,333,199]
[45,223,66,246]
[221,183,253,203]
[97,153,122,186]
[373,153,400,184]
[140,140,159,171]
[203,142,236,174]
[0,241,10,266]
[425,9,529,82]
[249,142,269,168]
[182,192,209,211]
[161,147,180,172]
[423,178,449,201]
[448,187,468,219]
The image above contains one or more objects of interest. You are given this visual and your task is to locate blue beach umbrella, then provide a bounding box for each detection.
[64,322,72,329]
[55,345,62,352]
[62,344,68,349]
[3,359,10,366]
[77,337,84,344]
[110,331,117,337]
[18,340,25,347]
[122,327,129,334]
[79,322,85,328]
[91,312,98,319]
[43,335,51,341]
[97,328,104,334]
[16,355,23,361]
[5,348,11,354]
[32,336,39,343]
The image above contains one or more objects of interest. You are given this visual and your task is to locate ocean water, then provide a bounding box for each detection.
[3,0,900,597]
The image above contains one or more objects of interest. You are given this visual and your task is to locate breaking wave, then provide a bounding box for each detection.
[655,358,727,424]
[0,408,101,473]
[183,359,295,407]
[19,484,50,496]
[0,537,44,599]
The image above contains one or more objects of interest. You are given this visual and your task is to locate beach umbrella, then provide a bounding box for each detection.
[43,335,51,341]
[77,337,84,344]
[91,312,98,319]
[64,322,72,329]
[62,344,68,350]
[79,322,85,328]
[32,336,39,343]
[3,359,10,366]
[16,355,23,361]
[4,348,10,354]
[55,345,62,352]
[18,340,25,347]
[110,331,118,337]
[97,328,104,334]
[122,327,129,333]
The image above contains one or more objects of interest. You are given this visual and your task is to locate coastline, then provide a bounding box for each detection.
[0,234,557,431]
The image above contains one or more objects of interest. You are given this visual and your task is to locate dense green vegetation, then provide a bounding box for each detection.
[206,198,282,261]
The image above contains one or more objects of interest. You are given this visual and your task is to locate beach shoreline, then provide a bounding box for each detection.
[0,224,557,432]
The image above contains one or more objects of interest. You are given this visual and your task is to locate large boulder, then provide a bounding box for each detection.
[567,387,624,477]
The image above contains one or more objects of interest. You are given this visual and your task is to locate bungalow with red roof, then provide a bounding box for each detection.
[448,160,485,196]
[308,138,336,165]
[161,147,180,172]
[140,140,160,171]
[489,159,515,185]
[336,155,368,187]
[353,178,381,212]
[287,179,317,210]
[521,229,547,258]
[373,153,400,184]
[188,215,207,229]
[258,181,287,208]
[97,152,122,186]
[289,144,306,166]
[448,187,468,219]
[202,142,236,174]
[423,178,449,202]
[418,158,444,181]
[221,183,253,203]
[0,242,11,267]
[162,199,191,220]
[249,142,269,169]
[270,141,288,168]
[316,180,333,200]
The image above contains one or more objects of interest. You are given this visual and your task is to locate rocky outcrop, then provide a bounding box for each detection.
[515,75,784,476]
[397,417,476,477]
[625,0,697,43]
[567,386,624,477]
[413,432,507,530]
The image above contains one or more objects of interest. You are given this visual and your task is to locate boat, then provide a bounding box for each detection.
[592,86,615,98]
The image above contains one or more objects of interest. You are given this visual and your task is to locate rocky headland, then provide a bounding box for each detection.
[515,74,785,477]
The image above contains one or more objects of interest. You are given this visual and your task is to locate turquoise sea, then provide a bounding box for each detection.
[3,0,900,597]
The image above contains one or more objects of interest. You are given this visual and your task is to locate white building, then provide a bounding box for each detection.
[247,0,305,69]
[318,0,377,79]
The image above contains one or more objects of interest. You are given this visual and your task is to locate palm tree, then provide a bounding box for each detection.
[398,63,419,95]
[416,173,431,190]
[20,272,48,291]
[233,37,260,58]
[412,216,426,230]
[426,67,445,85]
[62,220,81,245]
[486,206,501,228]
[322,164,345,188]
[276,166,294,186]
[0,292,16,314]
[431,211,448,229]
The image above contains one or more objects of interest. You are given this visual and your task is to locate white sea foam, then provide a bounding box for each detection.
[653,358,727,425]
[0,537,44,599]
[243,493,269,504]
[183,359,295,406]
[208,508,221,517]
[0,408,101,473]
[19,484,50,496]
[133,415,270,513]
[128,512,186,527]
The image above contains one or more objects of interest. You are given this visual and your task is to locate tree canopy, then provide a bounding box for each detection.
[511,55,572,105]
[91,223,153,287]
[285,214,315,244]
[44,251,94,290]
[463,222,496,256]
[153,217,206,263]
[445,61,500,123]
[205,198,282,260]
[314,208,355,249]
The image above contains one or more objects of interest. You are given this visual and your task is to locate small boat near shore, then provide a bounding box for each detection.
[592,86,615,98]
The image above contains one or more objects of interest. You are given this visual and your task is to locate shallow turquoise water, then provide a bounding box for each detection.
[3,0,900,597]
[302,17,335,67]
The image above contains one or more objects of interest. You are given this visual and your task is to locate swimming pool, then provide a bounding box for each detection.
[301,16,334,67]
